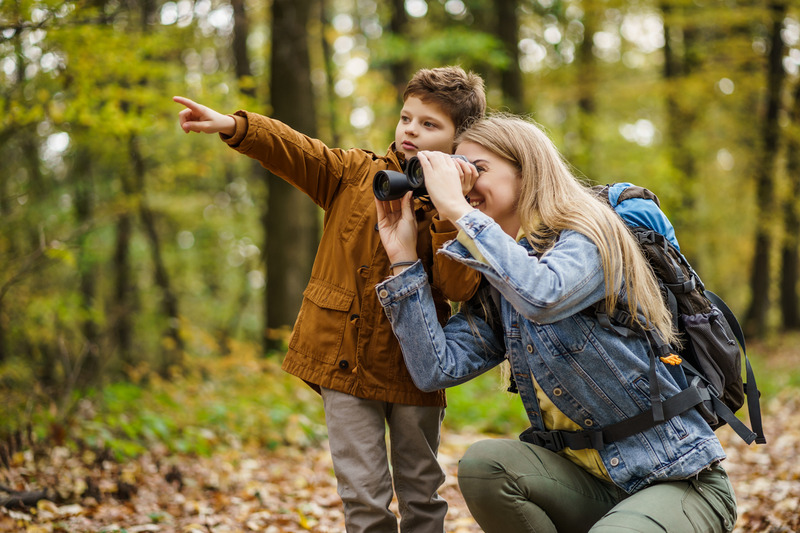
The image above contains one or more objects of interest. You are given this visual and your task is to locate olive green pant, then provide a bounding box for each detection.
[457,439,736,533]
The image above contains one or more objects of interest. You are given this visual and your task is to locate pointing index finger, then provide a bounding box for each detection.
[172,96,197,109]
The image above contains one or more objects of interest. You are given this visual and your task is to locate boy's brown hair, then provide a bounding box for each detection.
[404,66,486,135]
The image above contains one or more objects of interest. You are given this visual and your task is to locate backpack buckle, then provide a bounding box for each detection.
[520,428,565,452]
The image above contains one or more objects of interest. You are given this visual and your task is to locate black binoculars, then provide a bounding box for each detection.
[373,154,472,201]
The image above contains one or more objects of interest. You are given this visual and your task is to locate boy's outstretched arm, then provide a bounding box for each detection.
[173,96,236,137]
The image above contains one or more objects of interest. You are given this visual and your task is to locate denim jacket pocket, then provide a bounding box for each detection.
[533,314,593,357]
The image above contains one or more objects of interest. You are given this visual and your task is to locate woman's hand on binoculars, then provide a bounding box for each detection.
[416,151,474,224]
[454,156,479,197]
[375,193,419,266]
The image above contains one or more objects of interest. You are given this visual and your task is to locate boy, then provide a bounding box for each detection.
[174,66,485,532]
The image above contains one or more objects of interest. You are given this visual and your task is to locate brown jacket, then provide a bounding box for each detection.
[223,111,480,406]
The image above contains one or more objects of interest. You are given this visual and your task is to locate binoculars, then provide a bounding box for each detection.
[373,154,472,201]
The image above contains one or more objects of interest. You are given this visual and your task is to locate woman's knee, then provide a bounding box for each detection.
[458,439,508,479]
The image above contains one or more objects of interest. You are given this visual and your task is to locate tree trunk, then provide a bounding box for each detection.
[575,1,597,175]
[494,0,524,113]
[129,0,184,371]
[661,2,700,241]
[265,0,321,350]
[129,135,185,373]
[213,0,264,356]
[112,209,134,367]
[319,0,341,147]
[231,0,255,98]
[388,0,411,98]
[744,1,786,336]
[72,145,101,386]
[780,82,800,330]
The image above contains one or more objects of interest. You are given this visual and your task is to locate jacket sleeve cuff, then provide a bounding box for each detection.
[375,260,428,307]
[220,111,248,147]
[454,209,494,240]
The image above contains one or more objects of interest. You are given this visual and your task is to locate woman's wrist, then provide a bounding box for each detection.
[437,198,473,224]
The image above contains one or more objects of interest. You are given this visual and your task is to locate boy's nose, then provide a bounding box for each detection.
[405,122,418,135]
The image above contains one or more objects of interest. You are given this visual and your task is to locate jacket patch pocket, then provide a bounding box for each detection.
[290,278,355,364]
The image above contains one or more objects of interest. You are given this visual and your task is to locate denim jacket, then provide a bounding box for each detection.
[376,209,726,493]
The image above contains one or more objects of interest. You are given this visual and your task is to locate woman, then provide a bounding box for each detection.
[373,115,736,532]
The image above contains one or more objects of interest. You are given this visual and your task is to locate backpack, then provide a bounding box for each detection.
[519,182,766,452]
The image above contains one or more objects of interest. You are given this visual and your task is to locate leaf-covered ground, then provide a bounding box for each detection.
[2,389,798,533]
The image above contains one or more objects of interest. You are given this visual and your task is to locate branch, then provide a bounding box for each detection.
[0,489,49,509]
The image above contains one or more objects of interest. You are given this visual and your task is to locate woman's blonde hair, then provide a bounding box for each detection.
[456,114,678,345]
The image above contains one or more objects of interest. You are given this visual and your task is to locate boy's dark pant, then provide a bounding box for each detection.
[321,387,447,532]
[458,438,736,532]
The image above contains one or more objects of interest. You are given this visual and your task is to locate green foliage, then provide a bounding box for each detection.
[443,365,529,435]
[371,28,508,71]
[1,346,329,459]
[0,347,529,459]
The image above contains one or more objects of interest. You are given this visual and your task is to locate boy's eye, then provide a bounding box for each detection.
[424,121,437,128]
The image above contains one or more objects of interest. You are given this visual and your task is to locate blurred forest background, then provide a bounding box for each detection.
[2,0,800,463]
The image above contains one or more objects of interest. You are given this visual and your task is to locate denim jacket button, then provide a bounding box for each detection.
[553,388,563,396]
[526,344,534,353]
[610,458,620,467]
[378,289,389,299]
[584,419,593,427]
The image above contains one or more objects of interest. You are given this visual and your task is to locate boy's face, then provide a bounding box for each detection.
[394,96,457,159]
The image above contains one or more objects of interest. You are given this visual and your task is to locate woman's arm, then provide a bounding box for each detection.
[375,191,504,391]
[375,262,505,391]
[446,213,608,324]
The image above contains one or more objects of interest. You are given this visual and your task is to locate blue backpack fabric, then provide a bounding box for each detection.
[606,183,680,251]
[519,183,765,453]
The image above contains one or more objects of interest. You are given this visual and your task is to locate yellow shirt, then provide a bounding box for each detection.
[530,374,611,481]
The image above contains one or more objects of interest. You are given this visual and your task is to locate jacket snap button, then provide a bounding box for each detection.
[339,360,349,370]
[378,289,389,299]
[584,419,593,427]
[553,388,562,396]
[610,458,620,466]
[526,345,533,353]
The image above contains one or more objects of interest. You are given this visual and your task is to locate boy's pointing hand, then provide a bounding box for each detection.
[173,96,236,136]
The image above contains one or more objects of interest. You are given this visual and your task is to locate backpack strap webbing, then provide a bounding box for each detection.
[519,384,706,452]
[704,290,767,444]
